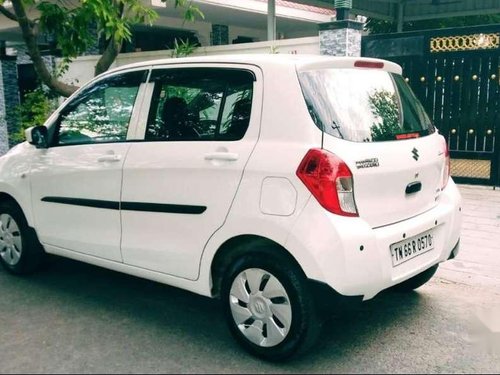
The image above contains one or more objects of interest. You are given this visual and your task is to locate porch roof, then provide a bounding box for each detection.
[292,0,500,22]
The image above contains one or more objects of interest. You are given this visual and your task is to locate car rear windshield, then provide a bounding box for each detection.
[298,68,435,142]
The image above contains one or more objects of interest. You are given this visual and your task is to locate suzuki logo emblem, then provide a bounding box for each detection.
[254,300,266,314]
[412,148,420,161]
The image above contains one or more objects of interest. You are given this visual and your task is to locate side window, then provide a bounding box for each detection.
[145,68,254,142]
[55,71,145,146]
[218,84,253,140]
[145,79,224,141]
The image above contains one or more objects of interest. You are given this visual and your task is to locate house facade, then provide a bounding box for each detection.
[0,0,336,153]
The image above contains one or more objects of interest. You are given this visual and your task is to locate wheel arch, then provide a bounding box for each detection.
[210,234,306,299]
[0,192,27,220]
[0,184,35,228]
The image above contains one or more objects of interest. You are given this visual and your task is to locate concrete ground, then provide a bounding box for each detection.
[0,184,499,373]
[439,185,500,292]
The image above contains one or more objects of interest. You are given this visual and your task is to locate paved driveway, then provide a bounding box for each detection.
[439,185,500,291]
[0,185,499,373]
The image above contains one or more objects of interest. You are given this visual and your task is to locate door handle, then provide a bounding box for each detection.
[97,154,121,163]
[204,152,239,162]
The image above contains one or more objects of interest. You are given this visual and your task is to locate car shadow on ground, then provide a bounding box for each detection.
[1,255,432,371]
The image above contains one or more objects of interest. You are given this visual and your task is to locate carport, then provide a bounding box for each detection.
[265,0,500,40]
[269,0,500,186]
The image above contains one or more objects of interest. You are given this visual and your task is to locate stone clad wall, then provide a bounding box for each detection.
[319,20,362,57]
[211,24,229,46]
[0,57,20,153]
[0,59,9,155]
[0,45,59,156]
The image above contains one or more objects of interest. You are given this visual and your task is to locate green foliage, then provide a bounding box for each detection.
[163,0,205,22]
[13,0,203,76]
[366,14,500,34]
[13,87,57,143]
[1,0,203,90]
[170,38,198,58]
[369,90,401,141]
[37,0,158,63]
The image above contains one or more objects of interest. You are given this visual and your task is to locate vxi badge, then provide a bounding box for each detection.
[356,158,380,169]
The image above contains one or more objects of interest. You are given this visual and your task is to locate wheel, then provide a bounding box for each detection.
[0,201,45,275]
[221,252,319,361]
[393,264,439,292]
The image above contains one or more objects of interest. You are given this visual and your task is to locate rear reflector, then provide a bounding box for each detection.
[296,149,358,217]
[354,61,384,69]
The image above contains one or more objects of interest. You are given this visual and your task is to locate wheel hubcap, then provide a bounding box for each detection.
[229,268,292,347]
[0,214,22,266]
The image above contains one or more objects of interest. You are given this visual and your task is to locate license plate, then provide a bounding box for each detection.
[390,230,434,267]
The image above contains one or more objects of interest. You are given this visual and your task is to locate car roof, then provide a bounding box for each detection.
[106,54,402,76]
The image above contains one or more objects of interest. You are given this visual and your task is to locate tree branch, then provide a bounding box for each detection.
[94,1,125,76]
[94,36,122,77]
[0,4,37,28]
[0,4,18,22]
[10,0,78,97]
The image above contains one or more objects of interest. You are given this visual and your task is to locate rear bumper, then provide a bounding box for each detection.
[285,180,462,301]
[448,239,460,260]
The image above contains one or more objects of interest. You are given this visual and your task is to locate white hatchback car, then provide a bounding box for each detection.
[0,55,461,360]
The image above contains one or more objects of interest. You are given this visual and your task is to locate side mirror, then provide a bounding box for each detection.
[25,126,48,149]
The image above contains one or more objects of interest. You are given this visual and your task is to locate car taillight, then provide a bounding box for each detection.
[441,137,450,190]
[296,148,358,217]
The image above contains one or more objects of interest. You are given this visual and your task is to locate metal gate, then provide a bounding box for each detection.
[362,24,500,186]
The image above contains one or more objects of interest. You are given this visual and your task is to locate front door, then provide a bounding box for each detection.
[30,70,147,261]
[120,66,262,279]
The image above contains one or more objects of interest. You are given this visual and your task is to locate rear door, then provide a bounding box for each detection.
[120,65,262,280]
[299,66,446,228]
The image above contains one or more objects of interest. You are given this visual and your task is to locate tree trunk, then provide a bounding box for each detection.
[94,37,123,77]
[10,0,79,97]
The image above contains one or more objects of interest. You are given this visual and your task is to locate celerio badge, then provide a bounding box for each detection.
[356,158,379,169]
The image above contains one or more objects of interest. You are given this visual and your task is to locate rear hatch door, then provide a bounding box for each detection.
[322,134,444,228]
[298,62,446,228]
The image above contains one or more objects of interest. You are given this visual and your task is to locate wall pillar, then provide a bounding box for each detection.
[267,0,276,41]
[319,20,363,57]
[0,55,20,154]
[211,24,229,46]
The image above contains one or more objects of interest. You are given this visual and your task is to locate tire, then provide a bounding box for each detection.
[221,250,319,361]
[393,264,439,292]
[0,201,45,275]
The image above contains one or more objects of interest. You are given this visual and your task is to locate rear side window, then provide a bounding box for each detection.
[298,69,435,142]
[145,68,254,142]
